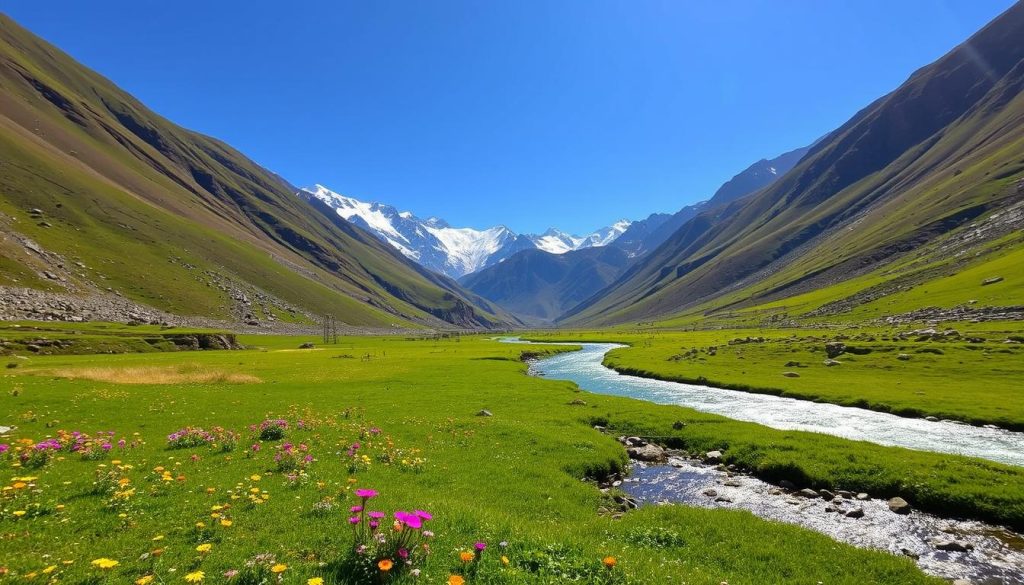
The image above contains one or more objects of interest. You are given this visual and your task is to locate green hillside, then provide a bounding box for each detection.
[0,14,510,330]
[561,2,1024,328]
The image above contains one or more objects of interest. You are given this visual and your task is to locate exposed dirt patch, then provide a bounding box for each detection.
[45,365,262,385]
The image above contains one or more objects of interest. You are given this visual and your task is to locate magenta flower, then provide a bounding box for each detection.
[414,510,433,520]
[355,489,378,499]
[368,511,386,519]
[348,516,361,524]
[351,505,363,513]
[475,542,487,551]
[398,548,409,559]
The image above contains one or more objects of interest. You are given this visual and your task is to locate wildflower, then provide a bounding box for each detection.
[185,570,205,582]
[499,541,508,548]
[475,542,487,552]
[136,576,155,585]
[196,543,213,553]
[270,564,287,574]
[220,519,233,527]
[12,510,26,517]
[224,569,238,579]
[603,556,617,569]
[91,558,119,569]
[378,559,394,572]
[351,505,363,513]
[308,579,324,585]
[449,576,465,585]
[398,548,409,559]
[42,566,56,574]
[354,488,378,499]
[348,516,360,524]
[502,555,510,566]
[368,511,385,519]
[414,509,433,520]
[411,568,421,577]
[459,551,475,563]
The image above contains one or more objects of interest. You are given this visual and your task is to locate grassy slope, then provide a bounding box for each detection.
[0,336,943,584]
[0,13,507,329]
[561,4,1024,328]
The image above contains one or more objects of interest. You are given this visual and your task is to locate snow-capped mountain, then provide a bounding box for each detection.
[299,184,631,279]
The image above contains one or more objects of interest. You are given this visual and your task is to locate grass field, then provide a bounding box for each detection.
[0,333,952,584]
[528,323,1024,430]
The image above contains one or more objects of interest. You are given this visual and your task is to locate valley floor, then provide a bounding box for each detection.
[0,332,964,584]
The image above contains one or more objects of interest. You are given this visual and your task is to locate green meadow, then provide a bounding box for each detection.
[0,332,956,584]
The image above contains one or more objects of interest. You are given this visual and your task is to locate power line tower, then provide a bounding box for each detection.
[322,315,338,344]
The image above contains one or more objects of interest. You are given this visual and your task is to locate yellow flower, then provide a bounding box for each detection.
[459,551,475,563]
[184,570,205,583]
[42,566,56,574]
[12,510,26,517]
[136,576,155,584]
[196,543,213,553]
[250,474,261,481]
[91,558,119,569]
[602,556,617,569]
[152,535,165,541]
[270,563,287,573]
[448,576,465,585]
[501,555,510,566]
[220,519,233,527]
[308,579,324,585]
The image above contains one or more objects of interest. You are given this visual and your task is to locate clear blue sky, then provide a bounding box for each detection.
[3,0,1016,234]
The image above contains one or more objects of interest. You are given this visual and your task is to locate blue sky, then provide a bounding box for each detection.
[4,0,1016,234]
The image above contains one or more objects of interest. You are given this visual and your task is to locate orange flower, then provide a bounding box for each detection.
[378,559,393,572]
[459,551,474,563]
[448,577,465,585]
[603,556,617,569]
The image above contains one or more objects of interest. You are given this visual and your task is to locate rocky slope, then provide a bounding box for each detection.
[0,13,511,330]
[561,3,1024,327]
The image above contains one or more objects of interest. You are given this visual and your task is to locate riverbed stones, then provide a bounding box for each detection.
[704,450,723,463]
[888,497,912,514]
[818,489,835,501]
[798,488,820,498]
[723,479,742,487]
[856,493,869,501]
[703,489,718,497]
[714,496,734,503]
[845,507,865,519]
[837,490,853,499]
[627,443,666,462]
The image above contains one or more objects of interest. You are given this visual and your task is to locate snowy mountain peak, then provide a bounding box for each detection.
[297,184,634,279]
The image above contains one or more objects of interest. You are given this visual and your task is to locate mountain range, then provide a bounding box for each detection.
[0,3,1021,333]
[299,184,631,279]
[0,13,511,330]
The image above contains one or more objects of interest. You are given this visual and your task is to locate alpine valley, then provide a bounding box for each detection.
[2,5,1024,585]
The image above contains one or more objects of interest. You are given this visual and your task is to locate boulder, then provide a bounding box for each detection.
[627,443,666,462]
[818,489,835,501]
[933,540,972,553]
[856,493,869,501]
[981,276,1003,286]
[704,450,723,464]
[784,361,801,367]
[888,497,912,514]
[782,371,800,378]
[476,409,493,417]
[298,342,315,349]
[797,488,820,499]
[723,479,742,487]
[823,359,841,367]
[825,342,846,358]
[845,507,865,519]
[897,353,911,361]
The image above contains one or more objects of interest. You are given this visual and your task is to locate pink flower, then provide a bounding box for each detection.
[414,510,433,520]
[351,506,363,513]
[348,516,360,524]
[224,569,239,579]
[398,548,409,559]
[355,489,378,499]
[368,511,386,519]
[475,542,487,551]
